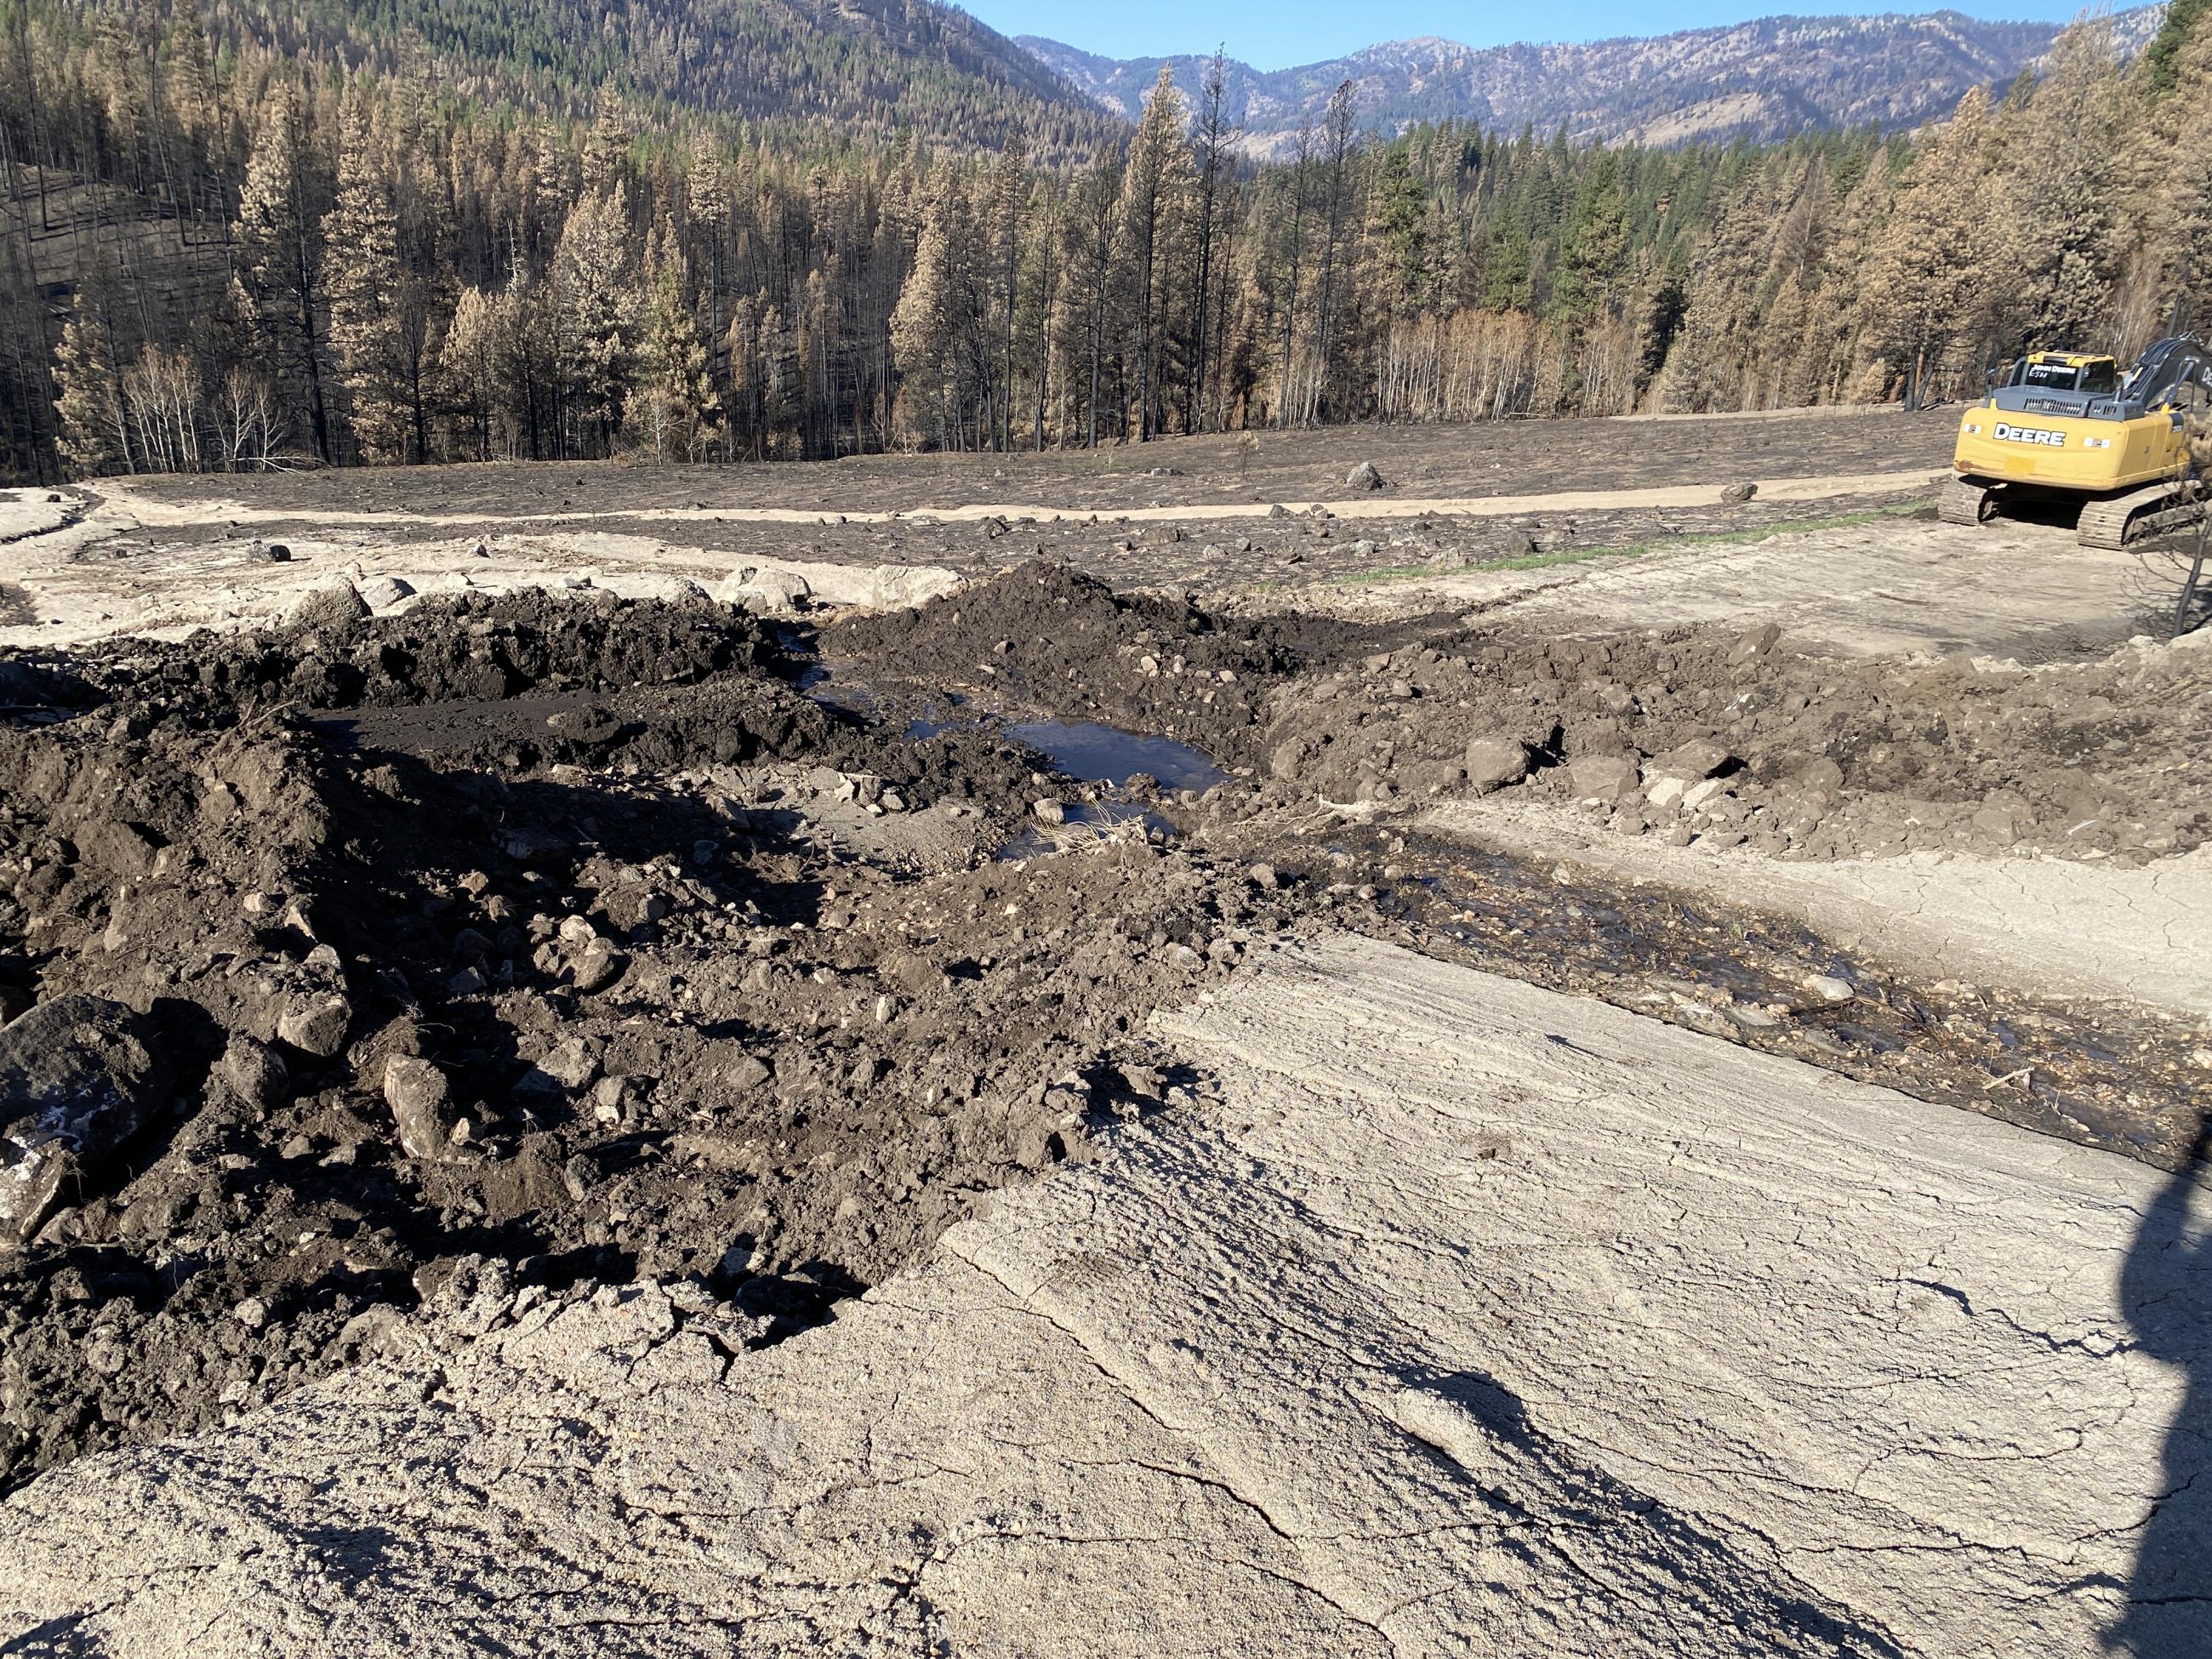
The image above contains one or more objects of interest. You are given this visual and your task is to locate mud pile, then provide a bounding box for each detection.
[828,559,1428,762]
[83,582,770,713]
[1258,623,2212,864]
[0,587,1319,1494]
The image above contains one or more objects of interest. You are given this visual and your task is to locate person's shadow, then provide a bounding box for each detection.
[2112,1118,2212,1655]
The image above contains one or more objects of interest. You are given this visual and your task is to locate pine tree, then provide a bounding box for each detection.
[628,220,722,462]
[1995,21,2124,353]
[442,286,500,460]
[890,184,955,449]
[233,81,332,461]
[52,293,128,478]
[1852,88,2003,406]
[554,185,641,454]
[323,100,411,462]
[1115,66,1192,442]
[2140,0,2210,100]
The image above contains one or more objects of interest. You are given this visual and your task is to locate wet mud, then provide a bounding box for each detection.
[1,559,2203,1502]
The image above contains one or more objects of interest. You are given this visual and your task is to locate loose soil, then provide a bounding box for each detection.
[2,493,2205,1513]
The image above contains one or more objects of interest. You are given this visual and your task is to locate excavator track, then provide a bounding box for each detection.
[1936,476,1997,526]
[2077,478,2208,550]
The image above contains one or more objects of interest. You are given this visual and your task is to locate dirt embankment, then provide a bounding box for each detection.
[1257,622,2212,866]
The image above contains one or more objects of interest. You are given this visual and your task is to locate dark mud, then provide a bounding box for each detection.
[0,585,1345,1495]
[1,564,2204,1502]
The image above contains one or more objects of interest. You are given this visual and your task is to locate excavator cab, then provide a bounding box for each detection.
[1946,336,2209,545]
[1995,354,2122,397]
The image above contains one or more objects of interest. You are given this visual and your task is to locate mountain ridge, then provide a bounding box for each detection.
[1017,8,2164,150]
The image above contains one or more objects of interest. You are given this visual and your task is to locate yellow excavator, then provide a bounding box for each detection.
[1943,335,2209,547]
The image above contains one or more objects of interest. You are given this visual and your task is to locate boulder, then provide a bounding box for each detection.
[1649,738,1734,784]
[358,574,416,611]
[219,1035,290,1113]
[1729,622,1782,664]
[276,991,352,1058]
[384,1055,457,1162]
[1463,737,1532,795]
[1720,482,1759,505]
[287,582,371,632]
[1346,461,1387,492]
[1568,753,1641,804]
[0,996,167,1247]
[715,567,812,615]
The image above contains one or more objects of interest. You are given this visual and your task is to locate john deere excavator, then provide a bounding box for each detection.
[1943,335,2210,547]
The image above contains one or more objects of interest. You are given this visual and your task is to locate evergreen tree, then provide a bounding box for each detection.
[628,219,722,462]
[1115,66,1191,441]
[233,80,333,461]
[1853,88,2003,406]
[555,184,641,454]
[1995,21,2124,353]
[52,293,128,478]
[323,100,412,462]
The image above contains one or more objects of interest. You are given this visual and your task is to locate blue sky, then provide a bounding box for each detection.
[968,1,2096,71]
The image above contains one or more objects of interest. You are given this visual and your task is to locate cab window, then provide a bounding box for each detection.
[2022,362,2083,391]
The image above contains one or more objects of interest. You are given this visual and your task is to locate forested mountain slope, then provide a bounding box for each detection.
[214,0,1123,153]
[0,0,2206,485]
[1023,9,2167,150]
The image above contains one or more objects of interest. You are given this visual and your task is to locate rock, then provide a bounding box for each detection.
[1680,778,1728,815]
[1268,740,1309,782]
[219,1035,289,1112]
[1720,482,1759,505]
[1347,461,1386,491]
[1463,737,1531,795]
[276,992,352,1059]
[1792,757,1846,803]
[1804,974,1856,1004]
[259,542,292,563]
[358,574,415,610]
[1032,799,1067,827]
[1729,623,1782,664]
[1568,754,1640,804]
[0,996,168,1247]
[522,1039,598,1095]
[547,709,620,745]
[1247,863,1280,892]
[384,1056,456,1162]
[573,941,627,994]
[287,583,371,632]
[727,1054,772,1094]
[1350,539,1378,558]
[716,567,812,614]
[1970,796,2032,848]
[1651,738,1733,784]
